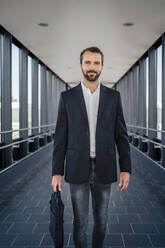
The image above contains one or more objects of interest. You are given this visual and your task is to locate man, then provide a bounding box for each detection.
[51,47,132,248]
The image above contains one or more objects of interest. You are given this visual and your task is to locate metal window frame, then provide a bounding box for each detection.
[1,31,12,144]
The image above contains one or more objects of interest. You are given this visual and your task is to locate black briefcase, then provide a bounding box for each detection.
[49,186,64,248]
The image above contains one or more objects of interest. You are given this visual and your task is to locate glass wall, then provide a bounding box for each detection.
[28,56,32,136]
[146,56,149,137]
[115,34,165,167]
[0,25,67,170]
[156,45,162,140]
[11,43,20,139]
[38,64,41,133]
[0,35,2,143]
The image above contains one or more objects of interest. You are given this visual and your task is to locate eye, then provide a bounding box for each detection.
[95,62,100,65]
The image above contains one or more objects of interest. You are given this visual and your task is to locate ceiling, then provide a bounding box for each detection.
[0,0,165,88]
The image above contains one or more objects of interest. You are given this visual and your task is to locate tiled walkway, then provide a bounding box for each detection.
[0,154,165,248]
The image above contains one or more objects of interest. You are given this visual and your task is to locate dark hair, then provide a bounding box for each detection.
[80,46,104,65]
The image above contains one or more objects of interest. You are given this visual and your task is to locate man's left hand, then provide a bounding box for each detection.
[118,172,130,192]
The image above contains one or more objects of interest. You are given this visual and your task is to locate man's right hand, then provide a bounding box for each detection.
[51,175,62,192]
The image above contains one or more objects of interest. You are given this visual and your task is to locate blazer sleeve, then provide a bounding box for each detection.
[52,92,68,176]
[115,92,132,174]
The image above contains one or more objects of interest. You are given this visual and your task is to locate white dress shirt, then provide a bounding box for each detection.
[81,80,100,158]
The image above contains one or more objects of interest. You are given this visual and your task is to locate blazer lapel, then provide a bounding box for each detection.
[97,83,106,124]
[76,82,89,129]
[75,82,107,130]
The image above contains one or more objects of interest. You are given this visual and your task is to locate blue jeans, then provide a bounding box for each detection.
[69,159,112,248]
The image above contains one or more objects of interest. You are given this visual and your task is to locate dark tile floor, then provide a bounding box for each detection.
[0,156,165,248]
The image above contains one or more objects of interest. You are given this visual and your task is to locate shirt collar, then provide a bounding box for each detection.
[81,80,100,92]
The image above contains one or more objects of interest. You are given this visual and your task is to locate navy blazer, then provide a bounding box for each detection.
[52,82,132,184]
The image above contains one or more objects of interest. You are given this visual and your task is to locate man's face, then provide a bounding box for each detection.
[80,51,103,82]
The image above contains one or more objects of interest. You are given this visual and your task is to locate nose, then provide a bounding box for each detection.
[89,63,96,70]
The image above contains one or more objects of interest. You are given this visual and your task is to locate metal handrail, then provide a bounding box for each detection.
[128,132,165,148]
[127,124,165,134]
[0,130,55,150]
[0,123,56,134]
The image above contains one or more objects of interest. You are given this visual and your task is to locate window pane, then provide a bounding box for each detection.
[38,64,41,133]
[11,43,20,139]
[146,56,149,136]
[0,35,2,142]
[28,56,32,136]
[156,45,162,140]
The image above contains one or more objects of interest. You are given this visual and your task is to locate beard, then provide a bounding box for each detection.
[82,69,101,82]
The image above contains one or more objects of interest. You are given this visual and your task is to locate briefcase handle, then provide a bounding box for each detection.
[56,185,61,197]
[49,185,61,204]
